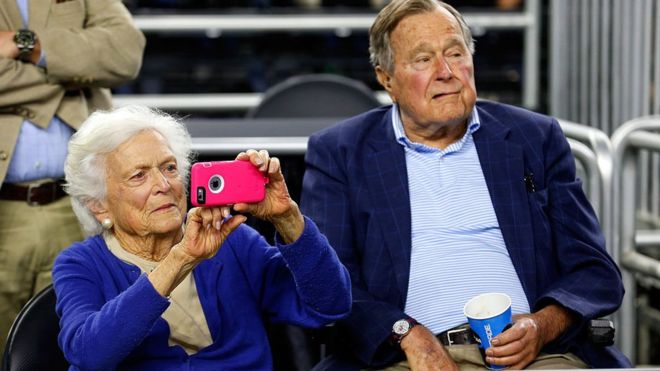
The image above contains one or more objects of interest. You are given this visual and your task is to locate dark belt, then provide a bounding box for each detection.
[0,180,67,206]
[436,324,480,346]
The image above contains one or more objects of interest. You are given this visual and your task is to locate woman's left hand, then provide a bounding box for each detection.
[233,149,296,220]
[233,149,305,243]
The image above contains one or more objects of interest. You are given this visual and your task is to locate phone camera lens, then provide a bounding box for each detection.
[208,175,224,194]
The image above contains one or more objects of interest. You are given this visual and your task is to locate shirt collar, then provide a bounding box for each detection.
[391,104,481,152]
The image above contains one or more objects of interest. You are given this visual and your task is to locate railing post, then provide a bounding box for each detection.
[611,116,660,362]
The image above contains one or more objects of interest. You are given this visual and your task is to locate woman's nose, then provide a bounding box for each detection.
[153,170,172,192]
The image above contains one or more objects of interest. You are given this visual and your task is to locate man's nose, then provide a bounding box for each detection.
[435,57,453,80]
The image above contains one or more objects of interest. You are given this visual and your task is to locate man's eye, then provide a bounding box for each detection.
[447,50,464,59]
[412,56,432,71]
[166,164,177,172]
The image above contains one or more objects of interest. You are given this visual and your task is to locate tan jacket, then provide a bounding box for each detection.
[0,0,145,184]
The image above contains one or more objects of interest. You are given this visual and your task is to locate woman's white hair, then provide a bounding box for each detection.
[65,105,193,236]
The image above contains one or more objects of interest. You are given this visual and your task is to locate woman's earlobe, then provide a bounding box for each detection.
[87,200,109,221]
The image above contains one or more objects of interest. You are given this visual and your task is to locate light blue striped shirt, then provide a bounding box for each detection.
[392,105,530,334]
[5,0,73,184]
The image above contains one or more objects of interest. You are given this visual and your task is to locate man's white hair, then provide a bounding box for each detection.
[64,105,193,236]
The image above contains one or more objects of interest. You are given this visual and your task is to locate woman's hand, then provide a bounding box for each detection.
[179,206,246,262]
[149,207,245,297]
[233,149,294,219]
[233,149,304,243]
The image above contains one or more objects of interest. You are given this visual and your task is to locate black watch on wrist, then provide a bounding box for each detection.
[13,29,37,62]
[391,317,418,344]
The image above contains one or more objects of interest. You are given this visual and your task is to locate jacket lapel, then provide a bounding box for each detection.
[0,1,25,29]
[363,108,412,305]
[473,106,537,300]
[28,0,49,31]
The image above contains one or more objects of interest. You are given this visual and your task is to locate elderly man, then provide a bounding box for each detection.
[301,0,629,369]
[0,0,144,358]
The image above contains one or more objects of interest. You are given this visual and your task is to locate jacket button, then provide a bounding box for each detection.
[0,151,8,161]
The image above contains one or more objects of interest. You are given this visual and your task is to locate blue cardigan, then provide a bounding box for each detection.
[53,217,351,371]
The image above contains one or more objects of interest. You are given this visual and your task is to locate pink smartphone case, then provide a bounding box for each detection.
[190,160,269,207]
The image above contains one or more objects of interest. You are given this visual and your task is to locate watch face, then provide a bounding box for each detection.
[393,319,411,335]
[14,30,36,50]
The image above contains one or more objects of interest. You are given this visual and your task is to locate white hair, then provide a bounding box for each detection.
[65,105,193,236]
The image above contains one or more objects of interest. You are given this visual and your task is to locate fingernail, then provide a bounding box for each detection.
[255,158,263,165]
[491,339,500,345]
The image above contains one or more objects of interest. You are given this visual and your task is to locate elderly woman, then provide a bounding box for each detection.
[52,105,351,370]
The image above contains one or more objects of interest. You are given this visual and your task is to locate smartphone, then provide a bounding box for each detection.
[190,160,269,207]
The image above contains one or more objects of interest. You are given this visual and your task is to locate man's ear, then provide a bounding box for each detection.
[375,66,395,102]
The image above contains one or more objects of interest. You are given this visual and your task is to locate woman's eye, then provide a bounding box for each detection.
[131,171,145,180]
[166,164,178,172]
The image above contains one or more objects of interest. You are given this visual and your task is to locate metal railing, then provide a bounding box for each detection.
[611,117,660,361]
[559,119,614,255]
[112,91,392,112]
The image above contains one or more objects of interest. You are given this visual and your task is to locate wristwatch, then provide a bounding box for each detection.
[391,318,418,344]
[13,29,37,62]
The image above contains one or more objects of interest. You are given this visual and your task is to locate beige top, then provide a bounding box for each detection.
[104,233,213,355]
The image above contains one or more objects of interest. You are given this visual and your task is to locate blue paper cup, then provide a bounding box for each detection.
[463,293,512,369]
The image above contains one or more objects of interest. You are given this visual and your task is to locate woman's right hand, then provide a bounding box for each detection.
[178,206,246,263]
[149,207,245,298]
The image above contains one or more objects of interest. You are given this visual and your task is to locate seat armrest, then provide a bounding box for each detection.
[586,319,615,346]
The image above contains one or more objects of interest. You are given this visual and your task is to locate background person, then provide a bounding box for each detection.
[301,0,629,369]
[0,0,145,357]
[53,105,351,370]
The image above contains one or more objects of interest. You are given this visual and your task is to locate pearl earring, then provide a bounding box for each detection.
[101,218,113,229]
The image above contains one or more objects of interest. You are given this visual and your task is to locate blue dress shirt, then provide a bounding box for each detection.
[5,0,74,183]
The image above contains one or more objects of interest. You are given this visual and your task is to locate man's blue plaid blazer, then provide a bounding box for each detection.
[301,101,630,369]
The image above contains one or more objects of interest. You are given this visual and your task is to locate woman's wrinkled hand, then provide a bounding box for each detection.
[233,149,296,221]
[179,206,246,262]
[233,149,305,244]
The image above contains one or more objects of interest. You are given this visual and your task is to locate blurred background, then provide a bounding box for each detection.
[111,0,660,368]
[115,0,531,115]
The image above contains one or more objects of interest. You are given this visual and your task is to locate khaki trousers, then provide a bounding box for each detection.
[0,196,82,361]
[368,344,588,370]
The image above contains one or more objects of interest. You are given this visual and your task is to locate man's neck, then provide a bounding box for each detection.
[403,120,468,150]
